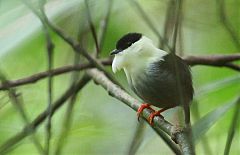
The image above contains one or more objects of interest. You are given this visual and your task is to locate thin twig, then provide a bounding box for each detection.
[160,0,175,49]
[23,0,121,85]
[37,3,124,89]
[218,0,240,49]
[224,98,240,155]
[86,68,195,155]
[98,0,113,53]
[53,20,85,154]
[129,0,173,52]
[84,0,100,56]
[54,55,82,155]
[217,4,240,153]
[9,92,46,155]
[0,75,91,154]
[177,16,184,56]
[37,1,55,153]
[0,73,45,155]
[172,0,182,53]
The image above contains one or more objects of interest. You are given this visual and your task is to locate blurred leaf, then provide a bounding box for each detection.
[192,97,239,143]
[223,98,240,155]
[0,0,86,56]
[196,75,240,98]
[127,121,146,155]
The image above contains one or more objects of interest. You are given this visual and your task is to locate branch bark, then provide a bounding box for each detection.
[0,59,111,90]
[185,54,240,65]
[86,68,195,155]
[217,0,240,49]
[184,54,240,71]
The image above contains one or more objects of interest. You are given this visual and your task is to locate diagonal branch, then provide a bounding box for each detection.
[0,73,45,154]
[84,0,100,56]
[86,68,195,155]
[160,0,175,50]
[217,0,240,49]
[129,0,173,52]
[98,0,113,53]
[21,0,123,90]
[42,10,124,90]
[172,0,183,53]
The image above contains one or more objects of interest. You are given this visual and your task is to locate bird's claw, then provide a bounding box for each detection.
[137,103,153,121]
[148,111,164,125]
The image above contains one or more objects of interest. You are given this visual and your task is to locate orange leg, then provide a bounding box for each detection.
[137,103,154,121]
[148,106,176,125]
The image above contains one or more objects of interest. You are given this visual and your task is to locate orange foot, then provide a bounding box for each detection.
[137,103,154,121]
[148,110,165,125]
[148,106,177,125]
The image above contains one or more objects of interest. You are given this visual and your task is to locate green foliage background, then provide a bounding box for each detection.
[0,0,239,154]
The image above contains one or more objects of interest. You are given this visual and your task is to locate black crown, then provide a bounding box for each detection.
[116,33,142,50]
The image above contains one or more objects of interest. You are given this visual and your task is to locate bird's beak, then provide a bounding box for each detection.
[110,49,122,55]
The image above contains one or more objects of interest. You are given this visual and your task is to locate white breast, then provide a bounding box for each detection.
[123,49,167,88]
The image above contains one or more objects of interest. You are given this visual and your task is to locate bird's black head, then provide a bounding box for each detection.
[111,33,142,55]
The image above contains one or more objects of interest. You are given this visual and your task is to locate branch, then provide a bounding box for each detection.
[160,0,175,49]
[184,54,240,71]
[7,91,45,154]
[129,0,173,52]
[84,0,100,56]
[0,75,91,154]
[0,58,111,90]
[38,1,55,153]
[21,0,123,90]
[218,0,240,49]
[0,53,239,91]
[86,68,195,155]
[172,0,182,53]
[54,54,81,155]
[98,0,113,53]
[0,73,45,154]
[39,2,122,88]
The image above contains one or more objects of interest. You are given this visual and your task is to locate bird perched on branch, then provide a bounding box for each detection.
[111,33,193,125]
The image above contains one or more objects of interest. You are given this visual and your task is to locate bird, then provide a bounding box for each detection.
[110,32,194,125]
